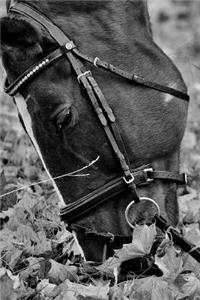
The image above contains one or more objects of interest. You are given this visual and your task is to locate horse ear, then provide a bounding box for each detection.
[0,16,43,54]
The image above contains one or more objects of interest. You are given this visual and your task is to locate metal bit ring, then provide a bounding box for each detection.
[125,197,161,229]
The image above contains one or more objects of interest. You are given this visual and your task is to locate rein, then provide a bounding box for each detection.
[4,2,200,263]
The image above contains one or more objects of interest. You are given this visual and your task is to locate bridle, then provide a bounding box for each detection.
[4,2,200,263]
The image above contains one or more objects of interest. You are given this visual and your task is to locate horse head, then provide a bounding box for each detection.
[1,0,189,261]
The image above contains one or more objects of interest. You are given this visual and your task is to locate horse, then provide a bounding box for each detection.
[0,0,189,262]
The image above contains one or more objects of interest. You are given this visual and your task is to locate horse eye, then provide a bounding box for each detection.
[56,107,72,130]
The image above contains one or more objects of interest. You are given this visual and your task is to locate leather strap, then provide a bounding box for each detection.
[147,170,188,184]
[70,224,132,246]
[60,165,188,224]
[73,49,190,102]
[64,55,139,195]
[155,215,200,263]
[9,2,70,45]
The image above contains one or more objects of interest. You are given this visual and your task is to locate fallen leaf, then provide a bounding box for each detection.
[0,207,15,220]
[36,278,56,297]
[96,256,121,277]
[176,273,200,299]
[110,284,129,300]
[63,279,109,300]
[155,239,183,282]
[133,276,175,300]
[182,254,200,279]
[55,225,73,244]
[0,169,17,210]
[181,224,200,278]
[0,270,15,300]
[97,224,157,275]
[33,230,52,256]
[113,223,157,262]
[0,268,22,300]
[6,269,20,289]
[62,232,84,257]
[183,223,200,247]
[9,248,23,269]
[0,267,6,277]
[20,257,42,282]
[47,259,78,284]
[178,187,198,222]
[110,280,135,300]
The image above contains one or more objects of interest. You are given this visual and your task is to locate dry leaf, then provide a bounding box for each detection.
[21,257,43,281]
[63,279,109,300]
[33,230,52,256]
[183,223,200,247]
[176,273,200,299]
[6,269,20,290]
[182,254,200,279]
[0,268,22,300]
[97,224,156,276]
[116,223,157,260]
[96,256,121,277]
[0,270,15,300]
[155,240,183,282]
[36,278,56,297]
[181,224,200,279]
[55,225,73,244]
[0,207,15,220]
[110,280,135,300]
[110,285,129,300]
[47,259,78,284]
[133,276,175,300]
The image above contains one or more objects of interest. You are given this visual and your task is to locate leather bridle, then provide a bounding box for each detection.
[4,2,200,263]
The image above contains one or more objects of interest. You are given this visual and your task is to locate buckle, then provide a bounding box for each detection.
[123,173,135,184]
[77,70,91,83]
[93,57,100,67]
[143,167,154,183]
[107,232,115,243]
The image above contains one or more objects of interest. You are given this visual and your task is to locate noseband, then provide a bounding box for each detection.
[5,3,200,263]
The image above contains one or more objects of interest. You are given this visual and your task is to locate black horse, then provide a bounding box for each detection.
[1,0,189,261]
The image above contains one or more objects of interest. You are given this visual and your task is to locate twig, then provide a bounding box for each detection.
[0,155,100,198]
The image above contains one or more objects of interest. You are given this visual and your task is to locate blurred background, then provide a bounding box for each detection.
[0,0,200,210]
[148,0,200,195]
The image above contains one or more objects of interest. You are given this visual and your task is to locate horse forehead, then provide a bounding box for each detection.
[49,0,107,13]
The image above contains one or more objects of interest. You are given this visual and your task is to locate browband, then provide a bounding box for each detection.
[4,43,76,96]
